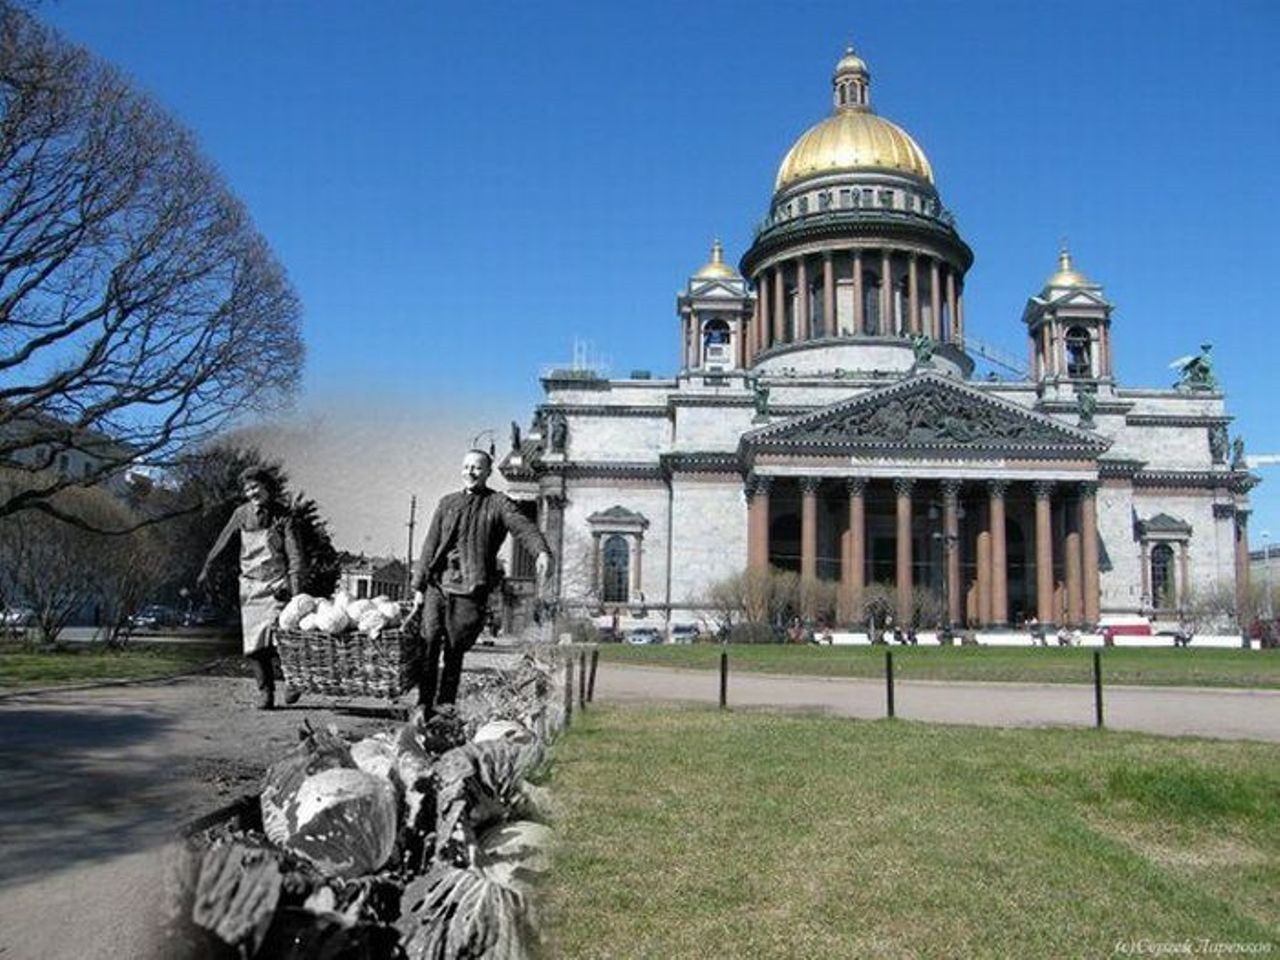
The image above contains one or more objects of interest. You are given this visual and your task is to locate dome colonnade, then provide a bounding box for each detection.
[739,47,973,366]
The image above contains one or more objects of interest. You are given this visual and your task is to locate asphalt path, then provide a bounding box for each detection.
[0,675,401,960]
[596,663,1280,742]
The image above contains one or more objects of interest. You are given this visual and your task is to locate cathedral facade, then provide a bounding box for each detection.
[500,48,1254,632]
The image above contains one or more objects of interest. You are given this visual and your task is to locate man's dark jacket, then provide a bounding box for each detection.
[412,487,549,596]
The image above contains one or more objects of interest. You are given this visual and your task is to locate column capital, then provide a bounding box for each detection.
[1078,480,1099,499]
[893,476,915,498]
[1032,479,1055,501]
[940,478,962,502]
[846,477,868,497]
[746,474,773,498]
[987,478,1009,499]
[800,476,821,495]
[1236,509,1251,530]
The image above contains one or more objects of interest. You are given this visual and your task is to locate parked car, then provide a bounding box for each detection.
[129,604,177,629]
[181,605,222,627]
[1,605,35,627]
[625,626,663,645]
[668,623,700,644]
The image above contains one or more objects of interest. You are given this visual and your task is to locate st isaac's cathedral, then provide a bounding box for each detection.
[499,47,1254,632]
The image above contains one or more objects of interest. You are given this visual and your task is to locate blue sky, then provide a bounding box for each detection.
[38,0,1280,552]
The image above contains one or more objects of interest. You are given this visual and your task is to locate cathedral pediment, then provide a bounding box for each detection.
[742,372,1110,457]
[689,278,748,299]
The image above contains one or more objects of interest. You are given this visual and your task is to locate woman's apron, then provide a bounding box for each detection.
[239,526,288,654]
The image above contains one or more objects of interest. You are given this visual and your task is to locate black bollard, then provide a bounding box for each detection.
[719,650,728,709]
[885,649,895,719]
[1093,649,1104,728]
[588,647,599,702]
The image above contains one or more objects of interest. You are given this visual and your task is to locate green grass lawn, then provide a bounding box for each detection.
[0,641,233,689]
[541,706,1280,959]
[596,643,1280,689]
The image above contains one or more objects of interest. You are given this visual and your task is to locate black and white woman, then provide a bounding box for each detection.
[198,468,305,709]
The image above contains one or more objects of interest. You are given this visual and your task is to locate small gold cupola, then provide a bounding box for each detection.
[1046,243,1090,289]
[693,238,740,280]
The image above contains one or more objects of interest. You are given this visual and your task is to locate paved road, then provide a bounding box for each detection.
[0,676,401,960]
[596,663,1280,742]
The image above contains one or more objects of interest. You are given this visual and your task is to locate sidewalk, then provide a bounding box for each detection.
[597,663,1280,742]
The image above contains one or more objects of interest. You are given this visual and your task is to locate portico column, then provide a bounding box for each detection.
[1034,481,1055,625]
[976,501,991,626]
[800,477,819,583]
[895,477,914,626]
[797,256,810,341]
[930,258,942,341]
[747,476,772,572]
[881,250,892,335]
[853,250,865,334]
[1065,493,1083,626]
[823,253,835,338]
[989,481,1009,627]
[955,280,965,344]
[908,254,921,336]
[945,268,957,340]
[942,479,962,626]
[773,264,785,345]
[1081,483,1100,626]
[1234,510,1251,625]
[845,478,867,624]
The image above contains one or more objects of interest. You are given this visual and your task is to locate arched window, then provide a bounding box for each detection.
[703,318,729,347]
[1150,543,1175,611]
[1066,327,1092,378]
[602,535,630,603]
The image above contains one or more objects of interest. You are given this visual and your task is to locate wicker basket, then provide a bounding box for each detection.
[273,626,421,699]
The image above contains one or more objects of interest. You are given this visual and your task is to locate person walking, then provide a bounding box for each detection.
[409,449,551,710]
[197,468,305,709]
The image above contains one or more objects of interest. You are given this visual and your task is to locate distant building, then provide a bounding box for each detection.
[500,47,1257,631]
[337,554,408,601]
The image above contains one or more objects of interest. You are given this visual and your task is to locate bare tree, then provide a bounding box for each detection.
[0,467,158,644]
[0,4,303,527]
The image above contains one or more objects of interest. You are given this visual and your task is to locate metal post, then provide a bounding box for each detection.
[885,649,895,718]
[587,647,599,702]
[564,656,574,727]
[1093,650,1103,728]
[578,650,587,710]
[719,651,728,709]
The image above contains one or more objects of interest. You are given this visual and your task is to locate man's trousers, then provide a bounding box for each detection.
[417,584,487,708]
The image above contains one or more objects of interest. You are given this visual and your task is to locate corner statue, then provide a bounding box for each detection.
[409,449,552,710]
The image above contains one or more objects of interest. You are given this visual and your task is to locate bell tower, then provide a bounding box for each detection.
[1022,245,1115,401]
[676,239,753,373]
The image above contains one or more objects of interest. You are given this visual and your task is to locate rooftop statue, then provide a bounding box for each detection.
[752,379,770,421]
[1076,387,1098,428]
[1170,342,1217,392]
[911,333,935,366]
[1231,435,1246,470]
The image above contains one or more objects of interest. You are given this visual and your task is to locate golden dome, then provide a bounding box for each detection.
[693,238,740,279]
[1046,245,1090,288]
[774,49,933,192]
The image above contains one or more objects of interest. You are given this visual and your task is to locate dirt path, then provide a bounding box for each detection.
[0,674,403,960]
[596,664,1280,742]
